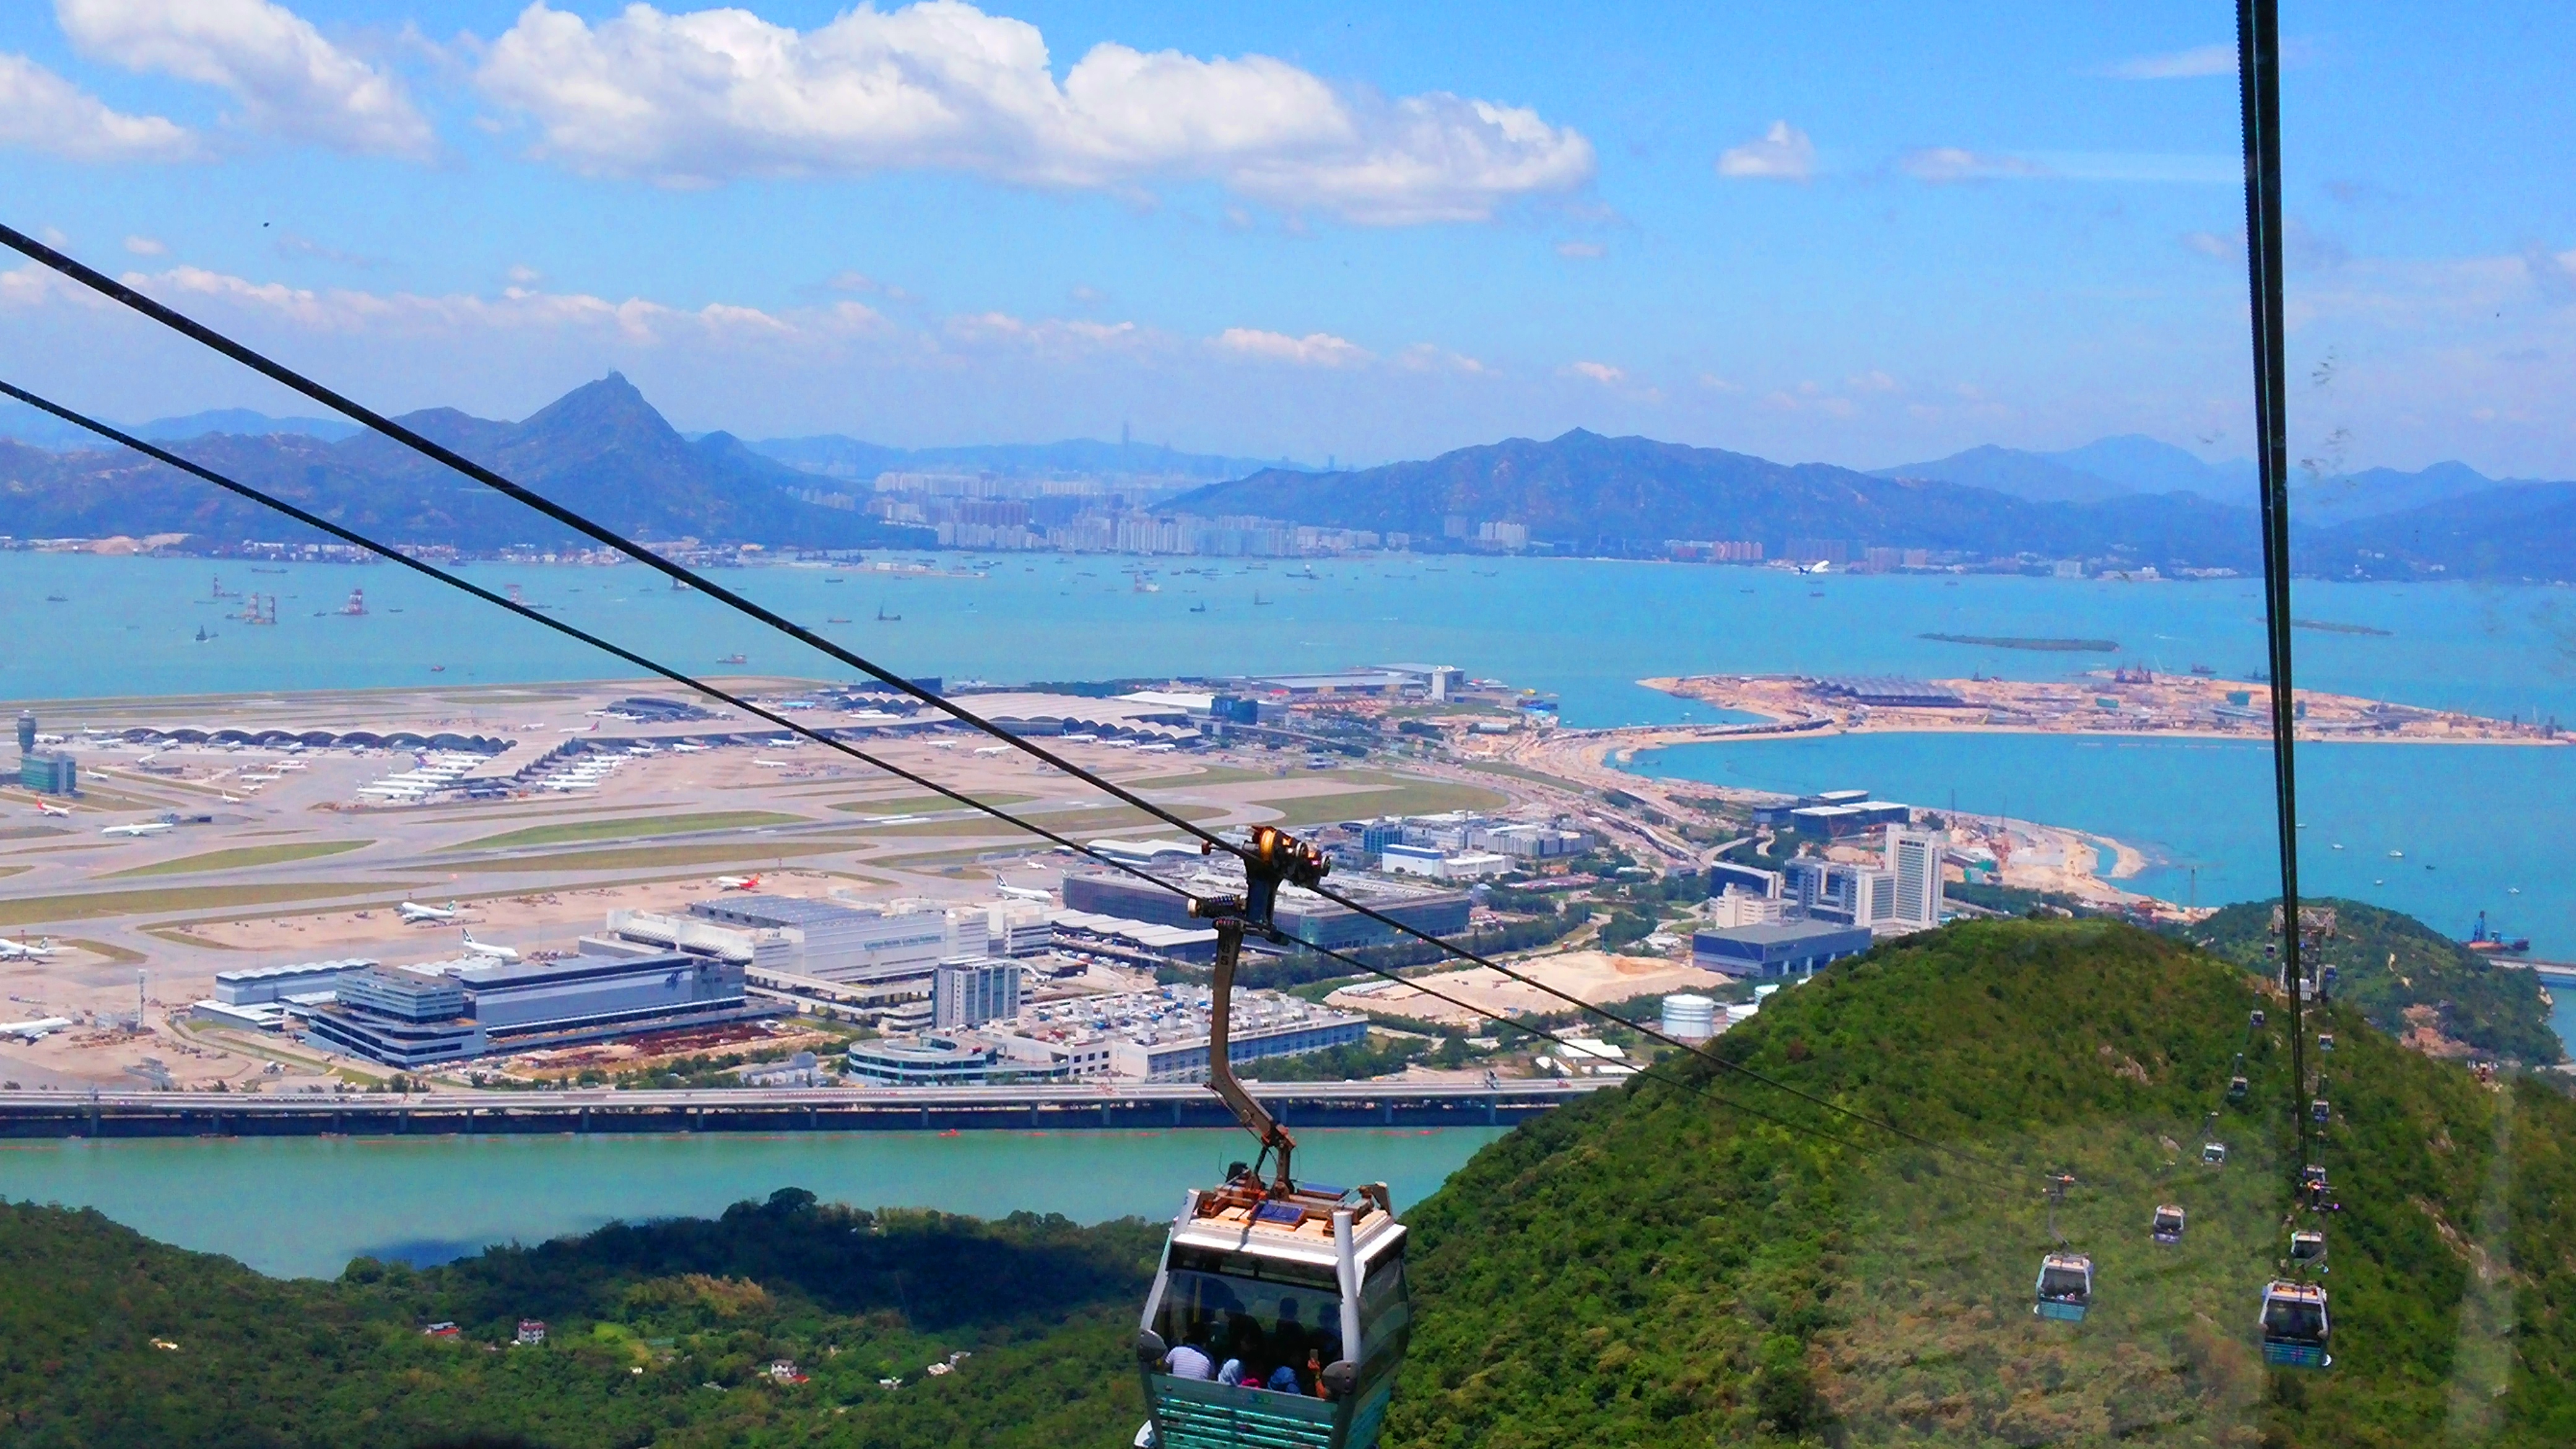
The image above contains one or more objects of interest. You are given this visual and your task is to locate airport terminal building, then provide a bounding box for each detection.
[302,949,768,1068]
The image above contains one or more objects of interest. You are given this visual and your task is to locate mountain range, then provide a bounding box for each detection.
[0,375,925,551]
[5,375,2571,578]
[1178,429,2576,580]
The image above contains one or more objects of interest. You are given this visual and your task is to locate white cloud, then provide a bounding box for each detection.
[1214,327,1368,367]
[1565,360,1624,385]
[123,233,167,255]
[472,1,1593,222]
[1396,342,1485,373]
[1847,369,1899,393]
[2182,229,2239,259]
[1901,147,2050,183]
[2104,44,2234,80]
[57,0,435,159]
[1717,120,1813,181]
[1554,240,1604,259]
[0,51,197,160]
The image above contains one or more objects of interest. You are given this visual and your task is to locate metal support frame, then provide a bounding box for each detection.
[1190,825,1330,1198]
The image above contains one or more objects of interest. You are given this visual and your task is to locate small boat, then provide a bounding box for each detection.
[193,625,214,642]
[2387,849,2404,859]
[2190,663,2217,676]
[827,616,851,624]
[717,653,747,664]
[1188,601,1208,614]
[44,593,67,603]
[876,603,901,622]
[1252,591,1271,607]
[429,664,446,673]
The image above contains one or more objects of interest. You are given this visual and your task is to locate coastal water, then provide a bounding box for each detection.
[0,1126,1504,1280]
[5,552,2570,726]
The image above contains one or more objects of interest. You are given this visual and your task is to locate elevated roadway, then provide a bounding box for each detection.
[0,1077,1614,1140]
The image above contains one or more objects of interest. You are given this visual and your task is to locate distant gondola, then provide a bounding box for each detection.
[2151,1206,2185,1245]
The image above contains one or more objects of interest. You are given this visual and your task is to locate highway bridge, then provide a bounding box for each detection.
[0,1077,1614,1140]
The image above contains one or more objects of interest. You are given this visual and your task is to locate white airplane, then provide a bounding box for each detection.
[460,930,520,962]
[753,759,791,768]
[928,739,957,751]
[1798,560,1832,575]
[669,742,707,753]
[102,822,175,837]
[398,900,458,923]
[33,801,69,817]
[0,937,58,960]
[995,884,1053,902]
[1134,742,1177,754]
[714,874,763,891]
[0,1017,72,1041]
[972,745,1011,756]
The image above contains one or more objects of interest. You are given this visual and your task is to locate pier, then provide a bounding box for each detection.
[0,1079,1608,1141]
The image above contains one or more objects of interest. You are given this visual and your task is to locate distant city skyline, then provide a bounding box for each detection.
[3,1,2572,479]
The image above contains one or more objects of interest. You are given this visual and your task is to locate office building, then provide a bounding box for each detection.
[305,967,483,1066]
[1708,861,1783,900]
[1708,889,1786,928]
[933,957,1021,1030]
[1380,842,1445,877]
[1692,920,1875,980]
[303,951,760,1068]
[19,752,75,795]
[1886,826,1946,930]
[846,1035,999,1086]
[1048,908,1221,966]
[1108,1003,1370,1082]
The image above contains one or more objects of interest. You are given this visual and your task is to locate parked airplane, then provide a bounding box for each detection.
[669,742,707,753]
[398,900,458,924]
[995,884,1053,902]
[972,745,1011,756]
[33,801,69,817]
[0,1017,72,1040]
[753,759,791,768]
[1798,560,1832,575]
[0,937,58,960]
[101,822,175,837]
[713,875,763,892]
[460,930,520,962]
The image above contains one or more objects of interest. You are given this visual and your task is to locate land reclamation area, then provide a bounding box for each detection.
[7,921,2575,1448]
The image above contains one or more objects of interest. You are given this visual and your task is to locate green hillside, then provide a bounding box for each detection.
[0,1193,1156,1447]
[3,919,2572,1447]
[1394,920,2576,1447]
[2189,897,2563,1066]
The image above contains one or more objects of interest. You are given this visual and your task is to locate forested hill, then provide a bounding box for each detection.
[0,375,929,551]
[1170,429,2264,570]
[1394,921,2576,1446]
[2190,897,2564,1066]
[8,919,2575,1447]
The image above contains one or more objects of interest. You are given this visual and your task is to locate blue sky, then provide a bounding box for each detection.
[3,1,2573,476]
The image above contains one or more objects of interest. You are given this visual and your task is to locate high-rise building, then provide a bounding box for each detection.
[15,711,33,755]
[1886,826,1946,929]
[933,957,1021,1030]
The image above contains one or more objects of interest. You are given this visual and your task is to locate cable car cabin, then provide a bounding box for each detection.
[2226,1074,2250,1103]
[2250,1010,2266,1030]
[2259,1281,2331,1368]
[2310,1098,2331,1125]
[1138,1177,1411,1449]
[2032,1253,2094,1322]
[2203,1141,2229,1167]
[2318,1032,2334,1053]
[2290,1230,2327,1266]
[2151,1205,2186,1245]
